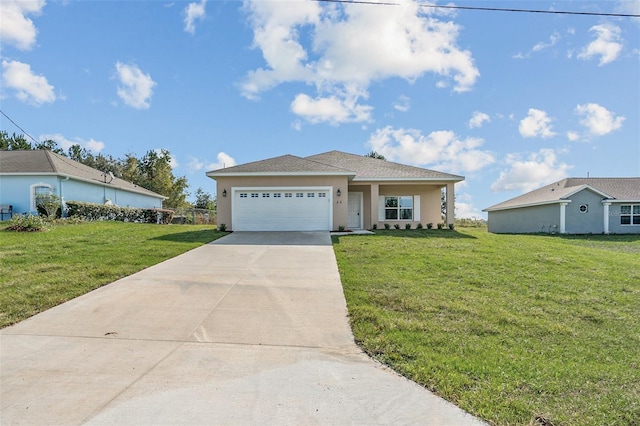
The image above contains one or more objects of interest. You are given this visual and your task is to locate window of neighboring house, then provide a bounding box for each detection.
[31,183,53,211]
[384,196,413,220]
[620,205,640,225]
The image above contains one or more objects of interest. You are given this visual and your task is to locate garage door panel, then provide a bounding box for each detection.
[233,189,331,231]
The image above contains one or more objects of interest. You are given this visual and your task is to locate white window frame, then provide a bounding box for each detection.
[30,182,54,211]
[620,204,640,226]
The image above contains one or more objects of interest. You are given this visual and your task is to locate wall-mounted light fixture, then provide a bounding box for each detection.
[222,189,227,197]
[336,188,341,197]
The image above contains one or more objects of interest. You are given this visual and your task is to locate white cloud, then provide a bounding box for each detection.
[114,62,156,109]
[206,152,237,171]
[491,149,573,193]
[0,0,45,51]
[519,108,557,138]
[468,111,490,129]
[576,103,625,136]
[291,93,372,124]
[566,131,580,142]
[578,23,623,65]
[393,95,410,112]
[154,148,178,169]
[41,133,105,153]
[184,0,206,34]
[615,1,640,20]
[367,126,495,174]
[187,156,205,173]
[241,0,479,123]
[1,59,55,105]
[455,192,485,219]
[514,31,560,59]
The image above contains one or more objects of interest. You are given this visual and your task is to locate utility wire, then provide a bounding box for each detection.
[0,109,39,145]
[314,0,640,18]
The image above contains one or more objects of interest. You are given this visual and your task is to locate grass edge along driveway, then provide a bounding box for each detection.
[333,228,640,426]
[0,221,225,328]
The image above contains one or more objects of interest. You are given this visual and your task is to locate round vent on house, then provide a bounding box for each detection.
[579,204,588,213]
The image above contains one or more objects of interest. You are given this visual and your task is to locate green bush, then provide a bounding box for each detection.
[437,223,444,229]
[448,223,455,230]
[405,223,412,230]
[416,223,423,229]
[65,201,173,224]
[5,214,49,232]
[372,223,377,230]
[427,223,433,229]
[36,193,61,218]
[218,223,227,232]
[394,224,400,229]
[384,223,390,230]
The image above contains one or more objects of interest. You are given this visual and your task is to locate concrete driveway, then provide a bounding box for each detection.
[1,231,485,425]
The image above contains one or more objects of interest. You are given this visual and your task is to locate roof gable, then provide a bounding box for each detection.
[0,150,165,199]
[484,177,640,211]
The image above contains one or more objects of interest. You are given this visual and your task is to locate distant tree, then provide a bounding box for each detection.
[365,150,385,160]
[194,187,216,210]
[0,131,32,150]
[136,149,189,208]
[34,139,65,155]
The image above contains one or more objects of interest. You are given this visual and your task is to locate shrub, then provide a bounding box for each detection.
[427,223,433,229]
[449,223,455,230]
[338,225,345,232]
[5,214,49,232]
[394,224,400,230]
[218,223,227,232]
[384,223,390,230]
[36,193,61,218]
[437,223,444,229]
[416,223,423,229]
[372,223,377,230]
[65,201,173,224]
[405,223,412,230]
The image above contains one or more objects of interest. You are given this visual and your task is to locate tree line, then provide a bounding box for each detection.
[1,131,215,210]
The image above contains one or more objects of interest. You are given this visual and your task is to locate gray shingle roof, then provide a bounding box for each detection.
[307,151,464,181]
[0,150,165,199]
[207,150,464,182]
[484,177,640,211]
[206,154,354,176]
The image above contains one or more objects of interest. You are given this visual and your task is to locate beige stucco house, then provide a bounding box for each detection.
[206,150,464,231]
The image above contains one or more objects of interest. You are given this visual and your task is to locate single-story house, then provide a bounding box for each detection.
[483,177,640,234]
[0,150,165,219]
[206,150,464,231]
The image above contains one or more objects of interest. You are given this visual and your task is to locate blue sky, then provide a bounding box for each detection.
[1,0,638,218]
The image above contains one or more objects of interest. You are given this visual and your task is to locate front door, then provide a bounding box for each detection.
[347,192,363,229]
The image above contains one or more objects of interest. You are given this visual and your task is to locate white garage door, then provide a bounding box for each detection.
[233,188,332,231]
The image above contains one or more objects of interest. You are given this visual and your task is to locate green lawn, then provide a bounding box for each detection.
[0,221,225,328]
[333,228,640,426]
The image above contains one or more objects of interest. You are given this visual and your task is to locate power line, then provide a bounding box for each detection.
[313,0,640,18]
[0,109,39,145]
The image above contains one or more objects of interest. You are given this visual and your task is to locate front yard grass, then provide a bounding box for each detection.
[0,221,225,328]
[333,228,640,426]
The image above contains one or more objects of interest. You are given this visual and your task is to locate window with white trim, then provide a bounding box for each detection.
[384,196,413,220]
[31,183,53,211]
[620,205,640,225]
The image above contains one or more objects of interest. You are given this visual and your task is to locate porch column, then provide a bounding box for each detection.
[370,183,379,228]
[603,202,611,234]
[559,202,568,234]
[446,182,455,226]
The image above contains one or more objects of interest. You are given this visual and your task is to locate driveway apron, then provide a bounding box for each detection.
[1,231,485,425]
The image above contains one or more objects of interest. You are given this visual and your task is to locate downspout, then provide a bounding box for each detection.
[60,176,70,217]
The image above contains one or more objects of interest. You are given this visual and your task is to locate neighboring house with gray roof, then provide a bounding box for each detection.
[483,178,640,234]
[0,150,165,219]
[207,150,463,231]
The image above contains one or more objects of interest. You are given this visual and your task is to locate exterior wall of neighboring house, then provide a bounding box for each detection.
[564,189,605,234]
[215,175,349,231]
[0,175,163,217]
[609,203,640,234]
[488,204,560,234]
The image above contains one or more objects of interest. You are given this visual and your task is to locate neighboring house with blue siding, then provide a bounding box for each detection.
[0,150,165,219]
[483,178,640,234]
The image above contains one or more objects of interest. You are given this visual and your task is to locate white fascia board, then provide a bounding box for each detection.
[483,199,571,212]
[606,199,640,203]
[352,177,464,183]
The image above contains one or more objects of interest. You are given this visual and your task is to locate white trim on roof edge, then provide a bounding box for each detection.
[483,199,572,212]
[206,171,355,178]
